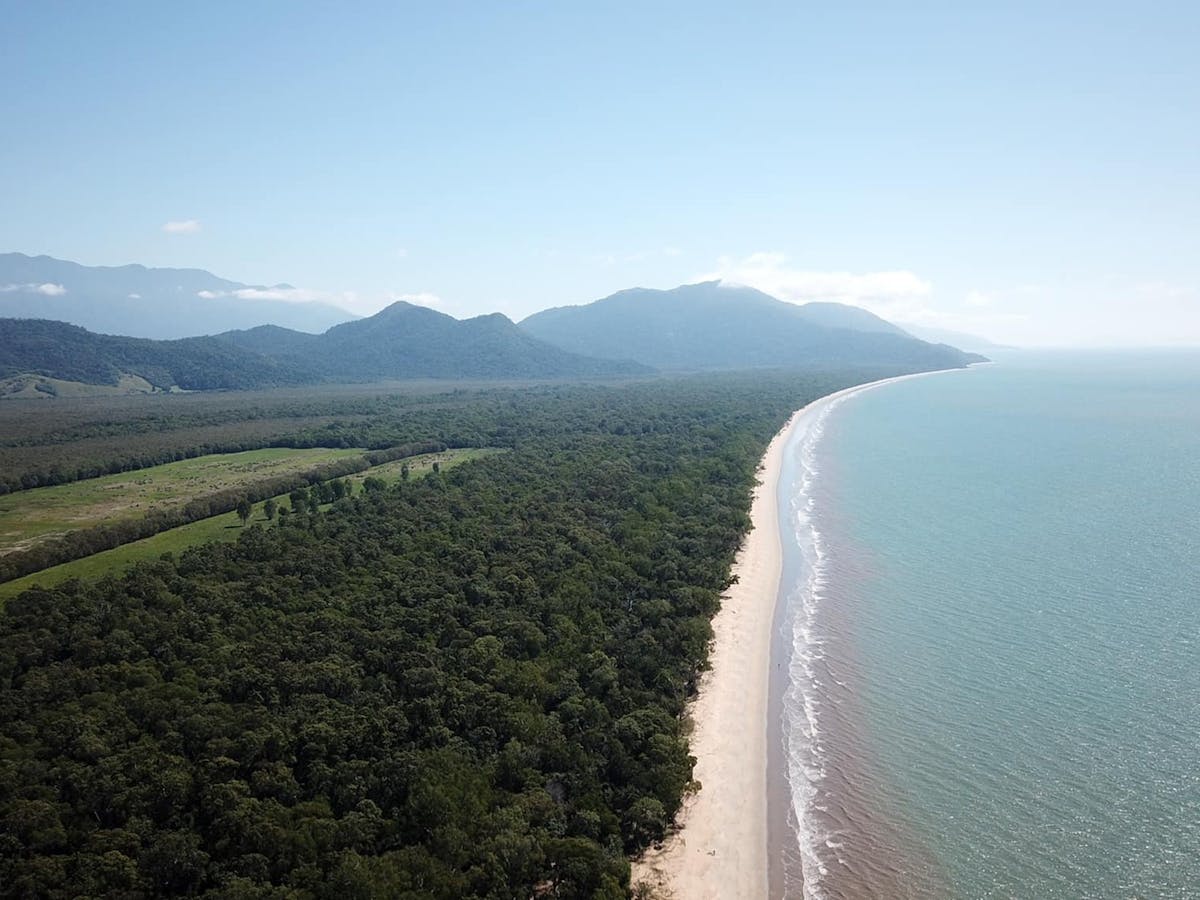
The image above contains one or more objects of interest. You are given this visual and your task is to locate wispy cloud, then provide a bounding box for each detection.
[698,252,932,319]
[0,282,67,296]
[697,252,1034,342]
[162,219,202,234]
[198,286,345,304]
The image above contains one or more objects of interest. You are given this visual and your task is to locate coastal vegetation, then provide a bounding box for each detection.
[0,369,928,897]
[0,449,501,603]
[0,441,447,585]
[0,447,365,556]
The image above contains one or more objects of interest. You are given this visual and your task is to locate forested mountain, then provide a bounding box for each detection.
[792,300,910,335]
[1,306,648,392]
[520,281,985,370]
[0,253,354,338]
[0,370,902,898]
[219,302,650,380]
[0,319,310,391]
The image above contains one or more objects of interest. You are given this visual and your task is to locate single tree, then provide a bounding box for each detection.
[236,498,252,526]
[263,498,277,520]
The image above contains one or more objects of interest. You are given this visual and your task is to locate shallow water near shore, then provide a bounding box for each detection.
[772,351,1200,898]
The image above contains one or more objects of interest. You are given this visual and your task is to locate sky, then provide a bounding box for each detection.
[2,1,1198,346]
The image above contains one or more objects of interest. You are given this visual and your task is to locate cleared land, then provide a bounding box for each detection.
[0,447,364,556]
[0,448,504,600]
[347,447,507,484]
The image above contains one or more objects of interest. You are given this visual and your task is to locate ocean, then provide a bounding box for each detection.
[771,351,1200,899]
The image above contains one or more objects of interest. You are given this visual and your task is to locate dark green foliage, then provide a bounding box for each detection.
[0,369,920,897]
[218,302,651,381]
[0,302,647,397]
[0,448,442,585]
[0,319,310,390]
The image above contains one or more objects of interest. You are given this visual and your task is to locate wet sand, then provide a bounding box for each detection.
[631,371,959,899]
[631,405,802,898]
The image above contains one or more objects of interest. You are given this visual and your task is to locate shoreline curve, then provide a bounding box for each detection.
[632,368,964,900]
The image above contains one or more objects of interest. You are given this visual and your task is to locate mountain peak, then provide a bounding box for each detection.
[521,282,982,371]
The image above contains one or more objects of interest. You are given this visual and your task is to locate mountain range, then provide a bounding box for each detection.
[894,322,1015,352]
[1,255,987,393]
[0,253,353,338]
[1,302,646,393]
[521,282,983,371]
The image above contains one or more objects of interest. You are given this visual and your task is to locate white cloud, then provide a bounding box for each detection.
[197,284,446,317]
[698,252,934,321]
[197,286,349,304]
[232,287,331,302]
[162,219,202,234]
[128,293,141,299]
[0,282,67,296]
[696,252,1041,344]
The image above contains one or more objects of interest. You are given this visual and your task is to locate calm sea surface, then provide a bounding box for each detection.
[776,351,1200,899]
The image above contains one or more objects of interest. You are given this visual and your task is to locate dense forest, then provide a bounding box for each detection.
[0,384,527,495]
[0,442,445,585]
[0,368,924,898]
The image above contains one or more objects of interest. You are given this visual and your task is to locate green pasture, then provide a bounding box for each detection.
[0,447,363,556]
[0,447,504,601]
[347,447,507,484]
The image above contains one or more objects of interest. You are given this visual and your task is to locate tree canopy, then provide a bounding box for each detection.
[0,369,916,898]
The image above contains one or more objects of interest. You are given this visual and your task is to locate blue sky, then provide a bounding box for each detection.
[3,1,1197,345]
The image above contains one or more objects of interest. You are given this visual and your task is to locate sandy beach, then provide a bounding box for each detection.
[631,404,801,899]
[633,371,959,900]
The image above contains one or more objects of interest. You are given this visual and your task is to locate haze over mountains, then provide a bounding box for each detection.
[1,255,986,393]
[0,253,353,338]
[1,303,646,393]
[895,322,1014,352]
[521,282,983,370]
[217,302,649,381]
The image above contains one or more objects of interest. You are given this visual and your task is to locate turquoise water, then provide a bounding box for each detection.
[788,351,1200,898]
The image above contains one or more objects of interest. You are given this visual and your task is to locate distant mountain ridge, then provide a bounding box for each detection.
[0,253,355,338]
[520,281,984,370]
[1,302,648,393]
[895,322,1014,351]
[0,319,308,391]
[2,257,986,394]
[217,301,649,380]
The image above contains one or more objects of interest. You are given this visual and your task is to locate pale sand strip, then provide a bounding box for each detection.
[631,404,801,900]
[632,370,964,900]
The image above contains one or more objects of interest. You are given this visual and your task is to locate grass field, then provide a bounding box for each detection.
[0,447,364,556]
[0,448,505,601]
[347,447,507,484]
